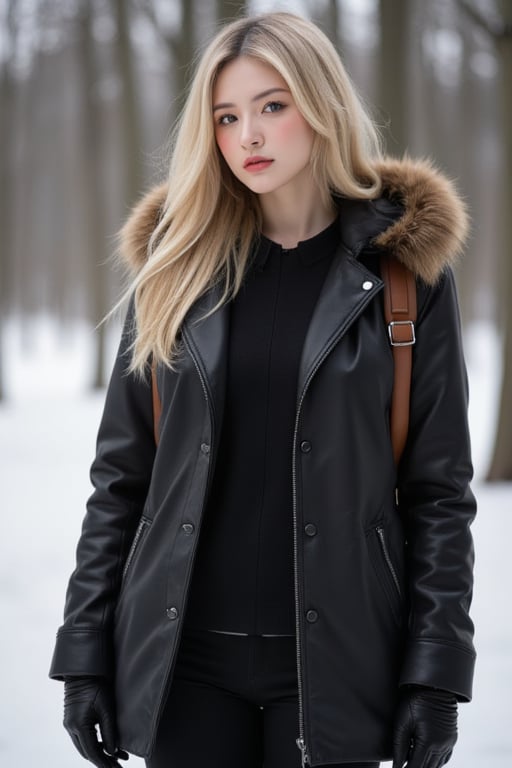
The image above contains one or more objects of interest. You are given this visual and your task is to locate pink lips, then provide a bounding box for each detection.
[243,156,273,172]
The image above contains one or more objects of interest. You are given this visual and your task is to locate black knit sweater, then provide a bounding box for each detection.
[183,218,341,635]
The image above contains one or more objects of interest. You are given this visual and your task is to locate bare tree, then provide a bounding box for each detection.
[217,0,247,23]
[77,0,109,389]
[136,0,197,111]
[378,0,409,155]
[0,1,17,400]
[170,0,196,103]
[308,0,340,47]
[459,0,512,480]
[137,0,247,109]
[455,3,497,327]
[114,0,144,206]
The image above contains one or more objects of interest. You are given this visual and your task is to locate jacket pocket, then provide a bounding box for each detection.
[366,523,403,625]
[121,515,151,585]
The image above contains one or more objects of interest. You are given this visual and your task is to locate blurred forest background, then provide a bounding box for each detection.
[1,0,511,479]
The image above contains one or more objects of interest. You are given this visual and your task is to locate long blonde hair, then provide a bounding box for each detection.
[118,11,383,375]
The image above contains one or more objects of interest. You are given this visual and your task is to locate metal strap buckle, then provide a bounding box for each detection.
[388,320,416,347]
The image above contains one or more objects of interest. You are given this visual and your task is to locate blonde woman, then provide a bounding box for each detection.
[49,12,476,768]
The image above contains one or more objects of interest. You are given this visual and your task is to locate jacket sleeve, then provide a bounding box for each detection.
[49,300,156,681]
[397,267,476,703]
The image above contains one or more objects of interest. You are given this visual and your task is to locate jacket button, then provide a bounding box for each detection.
[304,523,317,537]
[200,443,210,454]
[300,440,311,453]
[182,523,194,534]
[362,280,373,291]
[306,609,318,623]
[166,607,179,620]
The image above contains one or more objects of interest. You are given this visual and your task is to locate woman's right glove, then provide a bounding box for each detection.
[63,677,129,768]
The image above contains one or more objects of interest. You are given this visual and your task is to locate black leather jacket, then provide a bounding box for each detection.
[49,157,476,765]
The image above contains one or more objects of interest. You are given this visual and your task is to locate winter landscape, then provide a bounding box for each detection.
[2,0,512,765]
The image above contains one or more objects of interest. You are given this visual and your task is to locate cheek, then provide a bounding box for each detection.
[215,130,235,164]
[275,112,313,145]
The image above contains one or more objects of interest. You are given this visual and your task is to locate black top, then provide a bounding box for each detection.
[183,217,341,635]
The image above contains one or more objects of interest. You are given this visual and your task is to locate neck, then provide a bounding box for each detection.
[259,174,337,248]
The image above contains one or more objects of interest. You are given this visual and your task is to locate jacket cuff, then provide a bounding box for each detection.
[48,628,114,681]
[399,638,476,702]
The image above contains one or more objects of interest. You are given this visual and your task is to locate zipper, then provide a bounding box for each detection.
[292,321,363,767]
[296,737,309,768]
[122,516,150,581]
[148,327,215,755]
[291,277,380,765]
[292,402,309,767]
[375,525,401,598]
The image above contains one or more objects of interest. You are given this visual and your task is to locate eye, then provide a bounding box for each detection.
[217,113,237,126]
[263,101,285,113]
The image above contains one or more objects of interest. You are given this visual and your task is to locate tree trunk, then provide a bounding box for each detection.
[458,7,499,329]
[172,0,196,109]
[309,0,340,48]
[487,8,512,480]
[378,0,409,155]
[77,0,108,389]
[0,1,17,400]
[0,68,10,400]
[114,0,144,207]
[216,0,247,23]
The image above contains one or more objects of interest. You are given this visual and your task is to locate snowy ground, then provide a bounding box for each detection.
[0,318,510,767]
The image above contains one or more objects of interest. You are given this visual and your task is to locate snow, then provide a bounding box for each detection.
[0,318,510,767]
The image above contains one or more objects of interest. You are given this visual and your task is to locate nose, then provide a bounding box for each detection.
[240,117,263,149]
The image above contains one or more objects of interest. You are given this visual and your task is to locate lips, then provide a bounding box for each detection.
[243,156,273,170]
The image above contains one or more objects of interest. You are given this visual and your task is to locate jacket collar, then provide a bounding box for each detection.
[180,244,382,433]
[117,156,470,428]
[178,193,400,430]
[118,154,469,286]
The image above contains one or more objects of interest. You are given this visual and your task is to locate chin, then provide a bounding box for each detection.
[241,177,284,195]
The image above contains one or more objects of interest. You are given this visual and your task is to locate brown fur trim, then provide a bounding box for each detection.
[374,155,469,285]
[117,157,469,285]
[117,181,168,274]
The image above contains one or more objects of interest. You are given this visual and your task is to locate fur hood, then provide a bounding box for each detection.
[118,156,469,286]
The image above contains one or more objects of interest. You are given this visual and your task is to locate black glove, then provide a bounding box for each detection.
[63,677,129,768]
[392,684,458,768]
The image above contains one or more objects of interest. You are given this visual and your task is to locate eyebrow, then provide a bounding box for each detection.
[212,87,289,113]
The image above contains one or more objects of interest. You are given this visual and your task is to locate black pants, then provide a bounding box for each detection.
[146,626,380,768]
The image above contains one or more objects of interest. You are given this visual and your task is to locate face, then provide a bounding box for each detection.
[212,56,315,197]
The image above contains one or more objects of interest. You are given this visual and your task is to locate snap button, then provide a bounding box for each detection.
[300,440,311,453]
[304,523,317,537]
[200,443,210,454]
[166,607,179,620]
[181,523,194,534]
[362,280,373,291]
[306,609,318,623]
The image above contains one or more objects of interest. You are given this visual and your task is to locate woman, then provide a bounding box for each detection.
[49,12,476,768]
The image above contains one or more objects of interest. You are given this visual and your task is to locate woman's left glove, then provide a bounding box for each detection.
[392,684,458,768]
[63,676,129,767]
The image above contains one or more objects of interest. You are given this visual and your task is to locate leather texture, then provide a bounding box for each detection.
[392,685,458,768]
[49,165,476,765]
[63,677,129,768]
[381,254,417,465]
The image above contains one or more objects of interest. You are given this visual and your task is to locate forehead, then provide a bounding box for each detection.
[213,56,288,103]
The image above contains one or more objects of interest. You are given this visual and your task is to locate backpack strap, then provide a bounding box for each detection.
[380,255,417,467]
[151,360,162,446]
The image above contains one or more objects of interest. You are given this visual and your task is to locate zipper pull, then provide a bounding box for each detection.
[296,737,309,766]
